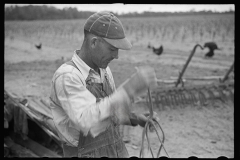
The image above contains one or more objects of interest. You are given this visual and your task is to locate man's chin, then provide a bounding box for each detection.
[99,64,108,69]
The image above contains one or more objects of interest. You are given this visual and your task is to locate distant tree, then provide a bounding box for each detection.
[4,5,234,21]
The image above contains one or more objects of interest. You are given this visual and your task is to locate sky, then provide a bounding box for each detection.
[5,4,235,14]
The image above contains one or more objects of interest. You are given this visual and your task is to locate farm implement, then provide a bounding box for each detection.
[130,44,234,158]
[138,44,234,109]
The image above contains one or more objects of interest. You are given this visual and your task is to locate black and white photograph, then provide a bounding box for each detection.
[4,4,234,158]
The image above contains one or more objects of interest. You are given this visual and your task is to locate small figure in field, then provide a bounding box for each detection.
[35,43,42,50]
[203,42,221,58]
[153,45,163,56]
[148,43,164,56]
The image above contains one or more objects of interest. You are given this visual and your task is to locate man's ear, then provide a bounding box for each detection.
[90,37,98,49]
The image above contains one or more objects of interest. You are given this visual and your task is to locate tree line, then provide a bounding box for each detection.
[4,5,235,21]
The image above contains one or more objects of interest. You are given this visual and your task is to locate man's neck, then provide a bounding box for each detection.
[77,49,100,75]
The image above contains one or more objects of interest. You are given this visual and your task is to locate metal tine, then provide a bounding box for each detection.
[163,95,169,110]
[167,94,174,109]
[206,87,215,101]
[161,94,167,110]
[174,91,181,107]
[178,88,187,106]
[179,90,187,107]
[178,89,185,108]
[217,89,226,103]
[224,87,234,103]
[174,93,181,108]
[170,94,177,108]
[193,88,203,105]
[150,92,156,108]
[188,90,198,105]
[156,98,160,110]
[192,93,198,105]
[166,94,172,109]
[208,89,216,104]
[171,93,178,108]
[182,91,189,107]
[167,94,172,109]
[201,88,211,100]
[168,91,175,108]
[181,88,189,104]
[194,89,204,105]
[178,92,186,107]
[155,93,160,109]
[158,95,163,111]
[159,94,166,109]
[164,93,171,108]
[182,90,190,105]
[187,89,195,105]
[223,89,232,103]
[215,86,227,103]
[157,93,163,110]
[192,88,201,105]
[198,90,207,106]
[163,93,169,109]
[158,94,163,109]
[174,93,180,108]
[183,90,191,105]
[176,91,182,107]
[200,89,209,104]
[175,91,182,108]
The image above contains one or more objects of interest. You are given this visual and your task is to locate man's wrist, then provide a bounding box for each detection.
[129,113,139,126]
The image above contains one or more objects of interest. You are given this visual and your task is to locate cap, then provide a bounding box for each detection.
[84,11,132,50]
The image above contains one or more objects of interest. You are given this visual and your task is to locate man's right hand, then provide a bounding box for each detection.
[119,66,157,98]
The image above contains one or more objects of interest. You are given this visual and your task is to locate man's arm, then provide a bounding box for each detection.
[54,72,132,137]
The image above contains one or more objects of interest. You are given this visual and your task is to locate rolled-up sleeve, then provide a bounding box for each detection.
[54,72,132,137]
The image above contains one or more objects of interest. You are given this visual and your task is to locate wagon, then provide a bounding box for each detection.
[4,90,63,157]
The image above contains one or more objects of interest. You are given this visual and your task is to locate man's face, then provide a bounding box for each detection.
[92,37,119,69]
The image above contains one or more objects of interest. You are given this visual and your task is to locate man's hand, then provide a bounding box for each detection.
[137,112,159,132]
[118,66,157,99]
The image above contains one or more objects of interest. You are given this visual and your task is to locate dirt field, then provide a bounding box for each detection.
[4,19,234,158]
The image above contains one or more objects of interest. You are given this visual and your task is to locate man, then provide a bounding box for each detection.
[49,11,158,158]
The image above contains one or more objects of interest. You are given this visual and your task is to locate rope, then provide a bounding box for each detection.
[139,88,170,158]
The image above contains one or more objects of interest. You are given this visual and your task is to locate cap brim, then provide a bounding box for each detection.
[103,37,132,50]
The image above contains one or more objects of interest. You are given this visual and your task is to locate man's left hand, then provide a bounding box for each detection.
[137,112,159,131]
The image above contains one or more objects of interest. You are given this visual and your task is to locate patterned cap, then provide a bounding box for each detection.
[84,11,132,50]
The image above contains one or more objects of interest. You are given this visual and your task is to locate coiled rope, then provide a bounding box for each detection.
[139,88,170,158]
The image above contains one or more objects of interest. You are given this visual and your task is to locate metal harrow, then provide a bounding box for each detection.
[152,80,234,109]
[144,44,234,109]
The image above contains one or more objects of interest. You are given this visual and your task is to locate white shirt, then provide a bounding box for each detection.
[49,50,131,147]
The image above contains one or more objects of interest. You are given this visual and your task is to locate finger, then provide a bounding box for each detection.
[153,111,158,116]
[149,124,157,132]
[153,117,160,122]
[149,125,154,132]
[143,112,150,116]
